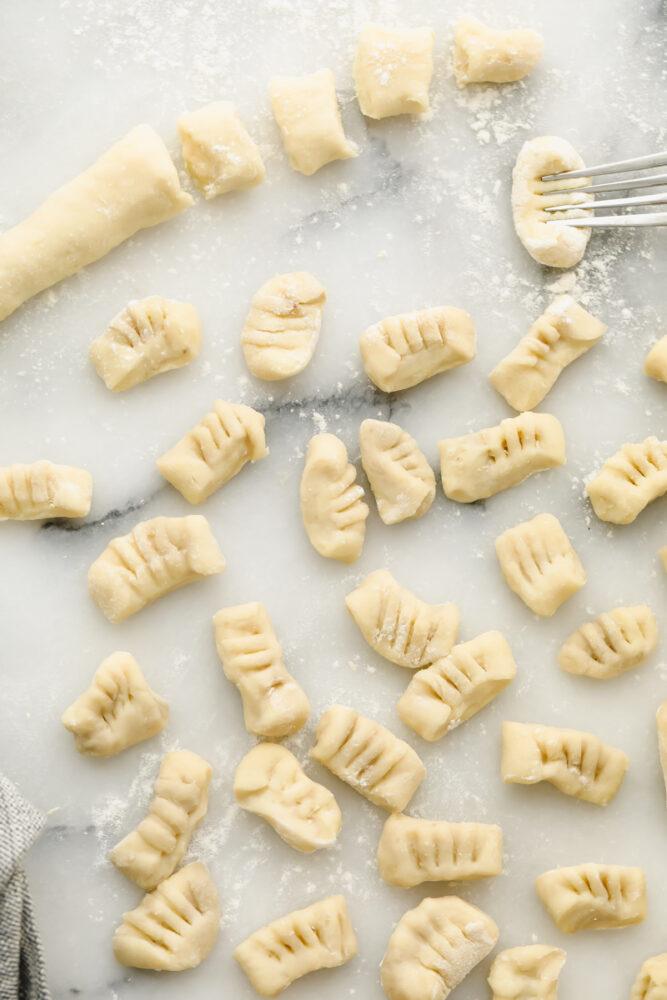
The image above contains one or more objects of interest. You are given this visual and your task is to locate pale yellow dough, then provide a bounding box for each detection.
[489,296,606,411]
[234,743,341,852]
[113,862,220,971]
[354,24,434,119]
[558,606,658,679]
[587,436,667,524]
[631,953,667,1000]
[89,296,201,391]
[359,419,435,523]
[242,271,326,380]
[495,513,586,616]
[645,336,667,383]
[300,433,368,563]
[310,704,425,811]
[345,569,459,668]
[488,945,566,1000]
[381,895,498,1000]
[377,813,503,887]
[501,721,629,806]
[178,101,265,197]
[0,461,91,520]
[88,515,225,623]
[61,652,168,756]
[398,631,516,741]
[233,894,357,997]
[359,305,476,392]
[535,864,646,933]
[270,70,357,175]
[454,16,543,85]
[439,411,565,503]
[213,602,310,738]
[157,399,267,503]
[0,124,192,323]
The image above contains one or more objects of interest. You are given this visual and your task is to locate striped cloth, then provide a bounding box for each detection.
[0,774,51,1000]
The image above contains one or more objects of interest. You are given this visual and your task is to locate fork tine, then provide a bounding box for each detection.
[547,171,667,196]
[544,192,667,212]
[550,212,667,228]
[542,150,667,182]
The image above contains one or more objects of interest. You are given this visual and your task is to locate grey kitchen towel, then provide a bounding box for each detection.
[0,774,51,1000]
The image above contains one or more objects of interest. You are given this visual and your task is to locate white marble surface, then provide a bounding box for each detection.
[1,0,667,997]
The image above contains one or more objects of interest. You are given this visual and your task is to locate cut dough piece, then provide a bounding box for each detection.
[61,652,168,756]
[354,24,434,119]
[488,945,566,1000]
[587,437,667,524]
[242,272,326,380]
[439,411,565,503]
[398,631,516,741]
[89,296,201,391]
[178,101,265,197]
[535,864,646,933]
[234,743,341,852]
[645,337,667,383]
[310,705,425,811]
[113,861,219,971]
[300,433,368,563]
[558,606,658,679]
[656,702,667,804]
[213,602,310,738]
[495,513,586,616]
[233,894,357,997]
[359,419,435,523]
[377,813,502,887]
[0,461,91,521]
[512,136,592,268]
[454,16,543,85]
[501,721,628,806]
[345,569,459,668]
[157,400,267,503]
[631,954,667,1000]
[0,124,192,323]
[88,515,225,623]
[111,750,211,890]
[489,296,606,411]
[360,306,476,392]
[381,895,499,1000]
[270,70,357,175]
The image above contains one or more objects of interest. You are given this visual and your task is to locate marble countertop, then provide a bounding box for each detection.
[1,0,666,997]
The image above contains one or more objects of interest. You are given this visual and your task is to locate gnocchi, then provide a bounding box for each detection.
[587,436,667,524]
[488,945,566,1000]
[535,863,646,933]
[359,418,435,523]
[644,337,667,383]
[0,461,91,521]
[631,954,667,1000]
[558,606,658,679]
[177,101,265,197]
[656,701,667,804]
[454,16,544,85]
[377,814,503,887]
[354,24,434,119]
[270,70,357,175]
[300,433,368,563]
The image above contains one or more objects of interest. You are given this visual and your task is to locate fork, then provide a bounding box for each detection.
[542,150,667,228]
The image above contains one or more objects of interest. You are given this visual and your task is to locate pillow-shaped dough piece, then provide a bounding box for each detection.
[310,705,425,812]
[512,136,592,268]
[88,515,225,623]
[489,296,606,411]
[213,602,310,738]
[234,743,341,852]
[377,813,503,887]
[354,24,434,119]
[61,651,168,756]
[495,513,586,616]
[157,400,267,503]
[454,16,544,85]
[587,436,667,524]
[558,606,658,679]
[178,101,265,198]
[535,864,646,933]
[398,631,516,741]
[0,461,91,521]
[359,419,435,523]
[381,895,499,1000]
[645,337,667,383]
[0,124,192,324]
[300,433,368,563]
[631,954,667,1000]
[242,272,326,380]
[270,70,357,176]
[360,305,476,392]
[501,721,629,806]
[656,702,667,805]
[110,750,211,890]
[439,411,565,503]
[113,861,219,971]
[233,894,357,997]
[488,945,566,1000]
[345,569,459,668]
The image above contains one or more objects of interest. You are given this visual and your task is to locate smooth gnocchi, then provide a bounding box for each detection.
[359,418,435,523]
[454,16,544,85]
[645,337,667,383]
[488,945,566,1000]
[558,605,658,679]
[354,24,434,119]
[300,433,368,563]
[535,863,647,933]
[0,461,92,521]
[587,436,667,524]
[270,70,357,175]
[177,102,265,197]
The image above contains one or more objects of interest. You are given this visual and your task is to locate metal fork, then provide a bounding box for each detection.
[542,150,667,228]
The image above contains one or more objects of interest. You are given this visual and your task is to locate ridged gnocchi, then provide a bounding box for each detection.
[558,606,658,679]
[488,945,566,1000]
[359,418,435,523]
[300,433,368,563]
[241,272,326,380]
[587,437,667,524]
[535,863,646,933]
[0,461,91,521]
[631,954,667,1000]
